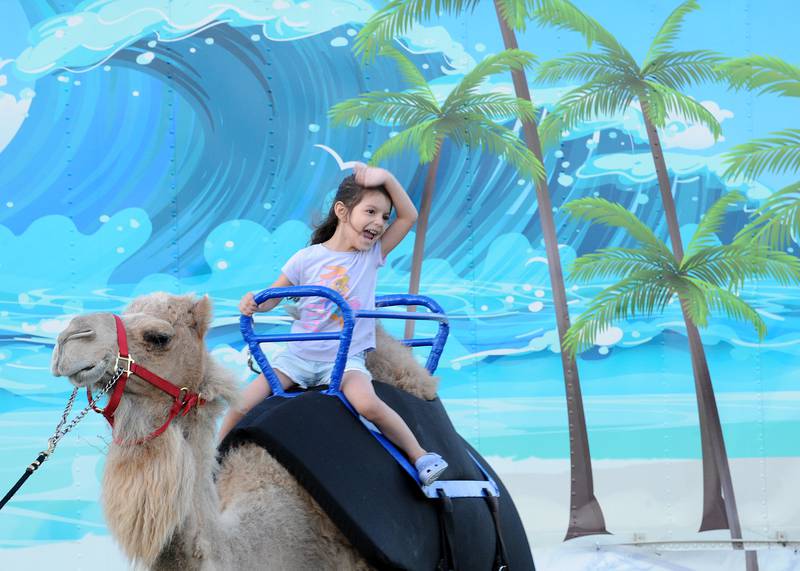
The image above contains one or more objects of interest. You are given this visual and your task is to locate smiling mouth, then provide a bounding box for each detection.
[362,229,379,240]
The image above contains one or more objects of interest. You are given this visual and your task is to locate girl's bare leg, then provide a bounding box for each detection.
[218,370,294,442]
[341,370,426,462]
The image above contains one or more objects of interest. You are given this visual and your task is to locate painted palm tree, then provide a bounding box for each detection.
[534,0,743,532]
[719,56,800,248]
[562,194,800,571]
[330,46,542,340]
[354,0,611,539]
[562,193,799,354]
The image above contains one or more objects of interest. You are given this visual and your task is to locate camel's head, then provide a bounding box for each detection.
[51,292,212,394]
[51,293,238,566]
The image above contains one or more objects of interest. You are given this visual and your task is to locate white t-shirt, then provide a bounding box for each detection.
[281,241,386,361]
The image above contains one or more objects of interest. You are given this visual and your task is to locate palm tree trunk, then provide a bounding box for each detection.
[405,147,442,339]
[642,105,757,571]
[494,1,608,540]
[682,302,758,571]
[640,102,726,529]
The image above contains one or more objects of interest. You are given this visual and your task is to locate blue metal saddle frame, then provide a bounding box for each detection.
[239,286,500,499]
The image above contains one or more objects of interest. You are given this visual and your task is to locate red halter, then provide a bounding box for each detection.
[88,314,205,445]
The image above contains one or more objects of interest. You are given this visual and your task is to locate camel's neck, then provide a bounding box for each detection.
[103,399,230,568]
[153,416,230,570]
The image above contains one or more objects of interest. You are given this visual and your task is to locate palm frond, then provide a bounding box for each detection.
[460,117,545,179]
[685,190,745,256]
[643,50,724,90]
[717,55,800,98]
[682,246,752,290]
[563,271,674,355]
[537,108,567,151]
[451,93,538,122]
[741,245,800,284]
[328,91,440,127]
[563,197,673,256]
[734,181,800,249]
[536,51,636,86]
[643,81,721,138]
[683,243,800,289]
[643,0,700,65]
[676,278,710,328]
[495,0,547,32]
[568,247,668,282]
[722,129,800,180]
[354,0,481,62]
[377,45,439,104]
[684,278,767,338]
[443,49,537,111]
[548,76,638,132]
[534,0,636,64]
[369,119,441,164]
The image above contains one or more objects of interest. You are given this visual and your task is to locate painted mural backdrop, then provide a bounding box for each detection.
[1,1,799,569]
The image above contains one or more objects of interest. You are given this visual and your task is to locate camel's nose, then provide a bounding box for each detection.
[55,315,97,347]
[51,314,106,376]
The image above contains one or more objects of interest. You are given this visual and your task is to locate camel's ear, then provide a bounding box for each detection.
[190,295,212,338]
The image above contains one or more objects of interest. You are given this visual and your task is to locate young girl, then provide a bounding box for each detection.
[219,164,448,486]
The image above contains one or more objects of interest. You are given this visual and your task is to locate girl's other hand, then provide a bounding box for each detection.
[353,162,392,188]
[239,292,258,316]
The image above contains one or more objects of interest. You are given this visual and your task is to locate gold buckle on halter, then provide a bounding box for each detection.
[114,354,135,375]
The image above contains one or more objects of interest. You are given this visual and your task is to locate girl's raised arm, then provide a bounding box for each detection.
[355,164,417,258]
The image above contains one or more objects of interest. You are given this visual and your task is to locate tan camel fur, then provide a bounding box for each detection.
[50,293,439,570]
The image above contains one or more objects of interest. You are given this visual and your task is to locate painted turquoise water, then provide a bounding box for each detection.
[2,278,799,546]
[2,231,799,548]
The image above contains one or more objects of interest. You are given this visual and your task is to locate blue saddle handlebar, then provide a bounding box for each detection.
[240,286,449,397]
[373,294,449,374]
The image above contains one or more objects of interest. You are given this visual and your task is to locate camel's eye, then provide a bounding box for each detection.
[143,331,172,348]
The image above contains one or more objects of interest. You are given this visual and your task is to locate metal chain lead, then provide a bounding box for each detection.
[0,369,125,512]
[45,370,123,455]
[247,349,262,375]
[47,387,79,452]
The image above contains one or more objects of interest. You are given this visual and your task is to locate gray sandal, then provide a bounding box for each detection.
[415,453,448,485]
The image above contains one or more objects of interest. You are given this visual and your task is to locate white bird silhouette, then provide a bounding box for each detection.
[314,144,359,170]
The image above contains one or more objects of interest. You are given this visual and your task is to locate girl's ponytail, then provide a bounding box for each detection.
[309,210,339,245]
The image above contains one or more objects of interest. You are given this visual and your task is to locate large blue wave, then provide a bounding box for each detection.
[1,14,756,289]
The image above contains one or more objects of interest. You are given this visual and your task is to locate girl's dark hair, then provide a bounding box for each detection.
[310,174,392,245]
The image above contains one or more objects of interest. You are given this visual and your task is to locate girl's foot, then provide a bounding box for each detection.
[415,452,448,485]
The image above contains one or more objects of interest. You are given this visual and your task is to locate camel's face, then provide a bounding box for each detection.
[51,293,211,395]
[51,312,119,388]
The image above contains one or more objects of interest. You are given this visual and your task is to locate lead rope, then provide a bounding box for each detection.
[0,371,122,511]
[247,349,262,375]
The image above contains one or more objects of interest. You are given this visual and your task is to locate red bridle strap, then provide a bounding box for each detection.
[87,314,206,445]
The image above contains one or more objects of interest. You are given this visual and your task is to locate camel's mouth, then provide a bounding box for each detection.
[66,355,114,389]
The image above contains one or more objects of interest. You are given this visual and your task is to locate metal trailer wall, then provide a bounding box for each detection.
[0,1,798,569]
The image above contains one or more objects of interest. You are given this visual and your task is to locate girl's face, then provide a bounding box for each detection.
[337,190,392,251]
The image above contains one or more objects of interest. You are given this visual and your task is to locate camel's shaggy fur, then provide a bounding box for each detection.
[367,324,439,400]
[51,292,437,570]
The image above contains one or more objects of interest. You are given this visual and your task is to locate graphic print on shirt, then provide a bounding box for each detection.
[301,264,362,331]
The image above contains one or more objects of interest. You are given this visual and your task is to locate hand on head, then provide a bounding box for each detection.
[353,162,390,188]
[239,292,258,316]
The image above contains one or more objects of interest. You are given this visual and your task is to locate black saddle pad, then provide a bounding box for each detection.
[220,381,534,570]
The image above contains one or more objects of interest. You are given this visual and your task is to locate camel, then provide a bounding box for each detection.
[50,292,439,570]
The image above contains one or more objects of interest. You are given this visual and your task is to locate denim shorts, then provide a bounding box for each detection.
[271,350,372,389]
